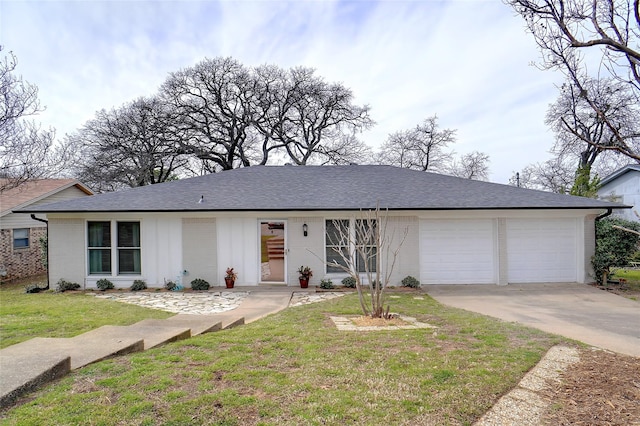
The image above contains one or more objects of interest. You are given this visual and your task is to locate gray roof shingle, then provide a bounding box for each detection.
[18,165,627,213]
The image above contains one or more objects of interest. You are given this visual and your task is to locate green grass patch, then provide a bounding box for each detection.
[0,276,172,348]
[0,291,564,425]
[612,268,640,282]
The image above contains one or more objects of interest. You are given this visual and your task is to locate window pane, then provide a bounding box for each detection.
[356,219,376,245]
[118,222,140,247]
[325,220,349,245]
[326,247,349,273]
[88,222,111,247]
[356,246,377,273]
[119,249,141,274]
[13,228,29,248]
[89,249,111,274]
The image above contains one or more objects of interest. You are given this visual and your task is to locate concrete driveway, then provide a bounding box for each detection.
[425,283,640,358]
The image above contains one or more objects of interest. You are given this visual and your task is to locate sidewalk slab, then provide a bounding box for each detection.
[108,323,191,349]
[14,334,144,370]
[0,351,70,409]
[162,315,223,335]
[237,291,293,323]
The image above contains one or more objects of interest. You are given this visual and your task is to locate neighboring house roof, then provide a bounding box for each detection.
[18,165,627,213]
[598,163,640,187]
[1,179,94,217]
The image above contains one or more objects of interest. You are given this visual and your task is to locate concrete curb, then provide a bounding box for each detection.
[474,345,580,425]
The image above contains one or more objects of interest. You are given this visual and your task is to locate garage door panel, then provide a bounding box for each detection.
[507,218,577,283]
[420,219,495,284]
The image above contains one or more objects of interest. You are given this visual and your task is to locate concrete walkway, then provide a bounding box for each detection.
[426,283,640,357]
[0,288,301,408]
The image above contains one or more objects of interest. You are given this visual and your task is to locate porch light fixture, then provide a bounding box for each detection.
[303,223,308,237]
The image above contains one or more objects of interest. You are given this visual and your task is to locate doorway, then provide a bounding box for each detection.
[260,221,286,283]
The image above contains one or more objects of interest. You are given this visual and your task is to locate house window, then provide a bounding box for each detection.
[88,222,111,274]
[117,222,141,275]
[88,221,141,275]
[355,219,377,273]
[325,220,350,273]
[325,219,377,274]
[13,228,29,249]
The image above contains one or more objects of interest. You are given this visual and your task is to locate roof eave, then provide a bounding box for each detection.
[18,205,629,214]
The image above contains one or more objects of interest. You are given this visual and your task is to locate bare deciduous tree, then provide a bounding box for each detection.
[70,97,189,192]
[506,0,640,161]
[324,206,408,319]
[0,47,58,190]
[161,57,257,172]
[448,151,490,180]
[378,115,455,173]
[273,67,374,165]
[159,59,373,172]
[547,78,637,169]
[378,115,491,180]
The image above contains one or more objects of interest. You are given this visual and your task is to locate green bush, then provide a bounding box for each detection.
[341,276,356,288]
[190,278,210,291]
[592,217,640,284]
[55,279,81,293]
[164,280,177,291]
[96,279,114,291]
[319,279,334,289]
[401,276,421,288]
[130,280,147,291]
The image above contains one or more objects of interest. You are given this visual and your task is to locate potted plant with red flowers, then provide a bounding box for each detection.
[225,267,237,288]
[297,266,312,288]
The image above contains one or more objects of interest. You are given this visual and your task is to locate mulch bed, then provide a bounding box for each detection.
[541,348,640,425]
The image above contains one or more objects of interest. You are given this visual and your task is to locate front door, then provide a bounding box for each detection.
[260,220,286,283]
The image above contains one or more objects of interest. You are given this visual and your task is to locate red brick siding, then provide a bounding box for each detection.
[0,228,47,282]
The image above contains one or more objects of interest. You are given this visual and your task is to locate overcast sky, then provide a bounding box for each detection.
[1,0,564,183]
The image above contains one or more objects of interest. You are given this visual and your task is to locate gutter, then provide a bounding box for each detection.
[595,208,613,222]
[30,214,49,289]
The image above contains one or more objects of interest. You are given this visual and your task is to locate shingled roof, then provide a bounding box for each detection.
[18,165,626,213]
[1,179,93,216]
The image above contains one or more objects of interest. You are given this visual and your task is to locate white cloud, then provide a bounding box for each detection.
[1,0,564,182]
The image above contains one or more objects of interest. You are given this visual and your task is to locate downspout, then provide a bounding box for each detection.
[30,214,49,289]
[595,208,613,222]
[594,208,613,247]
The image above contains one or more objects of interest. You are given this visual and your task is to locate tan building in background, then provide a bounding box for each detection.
[0,179,93,282]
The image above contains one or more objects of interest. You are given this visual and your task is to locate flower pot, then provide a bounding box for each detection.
[225,278,235,288]
[299,278,309,288]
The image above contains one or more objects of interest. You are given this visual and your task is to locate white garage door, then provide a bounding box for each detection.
[420,219,496,284]
[506,218,577,283]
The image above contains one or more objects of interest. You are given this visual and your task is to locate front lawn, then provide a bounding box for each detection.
[0,276,172,348]
[611,267,640,285]
[0,290,564,425]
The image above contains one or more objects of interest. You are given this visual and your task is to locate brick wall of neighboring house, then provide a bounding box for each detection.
[0,227,47,282]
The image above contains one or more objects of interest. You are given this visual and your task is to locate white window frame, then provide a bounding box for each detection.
[12,228,30,249]
[87,220,142,277]
[324,218,377,275]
